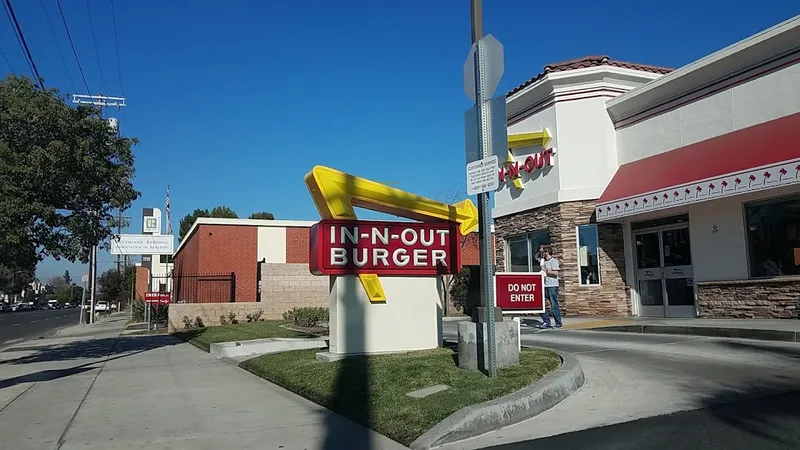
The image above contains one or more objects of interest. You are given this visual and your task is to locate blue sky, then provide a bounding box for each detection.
[3,0,798,280]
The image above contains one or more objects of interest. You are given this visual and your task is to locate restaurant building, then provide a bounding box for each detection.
[496,15,800,319]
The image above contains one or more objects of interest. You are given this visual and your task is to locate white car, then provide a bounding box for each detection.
[95,301,109,312]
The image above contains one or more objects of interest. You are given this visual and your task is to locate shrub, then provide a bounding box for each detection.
[226,311,238,325]
[193,316,205,328]
[219,314,228,325]
[283,307,329,328]
[246,310,264,323]
[450,267,473,315]
[182,316,193,329]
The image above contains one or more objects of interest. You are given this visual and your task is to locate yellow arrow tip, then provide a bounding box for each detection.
[455,199,479,235]
[542,127,552,147]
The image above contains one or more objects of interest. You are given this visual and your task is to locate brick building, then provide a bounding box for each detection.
[171,218,485,322]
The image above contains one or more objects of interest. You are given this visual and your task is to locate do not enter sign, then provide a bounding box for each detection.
[495,273,545,313]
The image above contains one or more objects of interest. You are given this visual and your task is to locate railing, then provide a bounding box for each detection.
[151,272,236,303]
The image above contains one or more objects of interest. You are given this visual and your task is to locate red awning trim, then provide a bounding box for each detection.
[596,157,800,221]
[596,112,800,221]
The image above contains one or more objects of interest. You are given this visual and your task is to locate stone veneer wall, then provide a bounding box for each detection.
[697,278,800,319]
[494,200,630,317]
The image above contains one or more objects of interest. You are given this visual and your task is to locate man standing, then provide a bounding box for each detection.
[537,245,562,329]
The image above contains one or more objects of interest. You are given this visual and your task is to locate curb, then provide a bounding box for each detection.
[409,349,585,450]
[584,325,799,343]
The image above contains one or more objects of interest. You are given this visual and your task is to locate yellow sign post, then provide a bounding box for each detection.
[305,165,479,302]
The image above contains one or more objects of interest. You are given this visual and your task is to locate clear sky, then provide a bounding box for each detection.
[3,0,798,281]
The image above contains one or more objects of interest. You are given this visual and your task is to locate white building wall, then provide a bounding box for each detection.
[616,61,800,165]
[257,227,287,263]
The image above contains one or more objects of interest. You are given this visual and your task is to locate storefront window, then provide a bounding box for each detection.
[746,196,800,278]
[506,230,550,272]
[577,224,600,285]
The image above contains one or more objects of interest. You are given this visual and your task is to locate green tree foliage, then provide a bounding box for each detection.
[178,206,239,242]
[49,284,83,304]
[449,267,474,315]
[63,270,72,285]
[0,75,140,271]
[0,266,34,295]
[97,266,135,308]
[248,211,275,220]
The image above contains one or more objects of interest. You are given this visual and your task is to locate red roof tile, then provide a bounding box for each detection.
[508,55,673,97]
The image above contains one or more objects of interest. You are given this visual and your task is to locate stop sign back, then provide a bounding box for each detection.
[495,272,545,313]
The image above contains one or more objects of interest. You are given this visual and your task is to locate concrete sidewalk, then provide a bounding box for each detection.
[0,318,407,449]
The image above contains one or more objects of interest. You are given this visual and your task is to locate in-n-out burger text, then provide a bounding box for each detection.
[309,219,461,276]
[499,148,554,182]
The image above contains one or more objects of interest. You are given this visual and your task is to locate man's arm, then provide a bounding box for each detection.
[546,259,560,277]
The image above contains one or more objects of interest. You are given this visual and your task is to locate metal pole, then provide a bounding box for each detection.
[80,278,87,325]
[470,0,498,378]
[89,245,97,324]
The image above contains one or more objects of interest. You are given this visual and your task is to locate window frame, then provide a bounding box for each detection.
[505,229,550,273]
[743,193,800,280]
[576,224,601,286]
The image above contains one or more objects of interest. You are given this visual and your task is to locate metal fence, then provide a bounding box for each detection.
[151,272,236,303]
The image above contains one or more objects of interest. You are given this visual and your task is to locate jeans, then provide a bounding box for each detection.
[540,286,562,327]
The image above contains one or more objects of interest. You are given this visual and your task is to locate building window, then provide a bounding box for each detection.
[506,230,550,272]
[745,196,800,278]
[577,224,600,285]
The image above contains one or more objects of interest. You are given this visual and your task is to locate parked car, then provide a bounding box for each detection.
[95,301,109,312]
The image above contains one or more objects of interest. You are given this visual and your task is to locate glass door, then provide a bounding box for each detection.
[635,231,665,317]
[634,226,696,317]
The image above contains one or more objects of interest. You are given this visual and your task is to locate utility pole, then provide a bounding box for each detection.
[72,94,127,323]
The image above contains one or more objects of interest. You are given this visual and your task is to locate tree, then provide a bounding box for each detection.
[97,266,135,307]
[47,276,67,290]
[449,267,473,316]
[434,188,475,316]
[0,75,140,269]
[178,206,239,242]
[63,270,72,285]
[0,266,34,296]
[248,211,275,220]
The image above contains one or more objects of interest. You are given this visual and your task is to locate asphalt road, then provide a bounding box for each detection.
[441,321,800,449]
[0,308,80,345]
[487,391,800,450]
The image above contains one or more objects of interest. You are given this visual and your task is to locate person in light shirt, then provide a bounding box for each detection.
[536,245,562,329]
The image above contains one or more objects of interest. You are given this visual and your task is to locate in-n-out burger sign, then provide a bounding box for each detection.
[498,148,554,184]
[309,219,461,276]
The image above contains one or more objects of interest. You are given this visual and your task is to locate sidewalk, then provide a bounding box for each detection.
[0,316,407,449]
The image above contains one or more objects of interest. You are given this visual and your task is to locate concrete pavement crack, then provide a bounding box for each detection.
[54,334,122,450]
[0,383,36,414]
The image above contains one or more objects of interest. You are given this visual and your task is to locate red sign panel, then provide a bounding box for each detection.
[309,219,461,276]
[144,292,171,305]
[495,273,545,312]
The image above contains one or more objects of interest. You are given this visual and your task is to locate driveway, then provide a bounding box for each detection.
[441,322,800,449]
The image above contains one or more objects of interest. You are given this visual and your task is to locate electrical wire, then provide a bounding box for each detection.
[56,0,91,94]
[38,0,77,93]
[3,0,44,89]
[110,0,125,135]
[85,0,106,94]
[1,46,14,73]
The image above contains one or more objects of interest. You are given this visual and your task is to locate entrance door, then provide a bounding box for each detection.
[634,226,696,317]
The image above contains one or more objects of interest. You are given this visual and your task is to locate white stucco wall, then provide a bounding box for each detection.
[257,226,287,263]
[616,60,800,165]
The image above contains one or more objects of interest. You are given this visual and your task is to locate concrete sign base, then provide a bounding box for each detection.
[457,320,520,373]
[326,276,441,355]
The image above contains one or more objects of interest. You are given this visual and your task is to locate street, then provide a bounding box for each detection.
[441,321,800,449]
[0,308,79,346]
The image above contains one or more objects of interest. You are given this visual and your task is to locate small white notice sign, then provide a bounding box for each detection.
[467,155,499,195]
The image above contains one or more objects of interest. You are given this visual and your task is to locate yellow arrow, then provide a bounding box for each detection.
[502,128,552,190]
[305,165,478,302]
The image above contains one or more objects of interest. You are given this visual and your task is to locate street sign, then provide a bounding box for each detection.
[81,273,89,283]
[467,155,500,195]
[463,34,504,103]
[465,96,508,164]
[110,234,174,255]
[495,273,545,313]
[144,292,171,305]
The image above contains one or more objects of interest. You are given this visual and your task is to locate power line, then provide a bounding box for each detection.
[56,0,90,94]
[38,0,77,93]
[1,46,13,73]
[3,0,44,89]
[110,0,124,95]
[85,0,106,94]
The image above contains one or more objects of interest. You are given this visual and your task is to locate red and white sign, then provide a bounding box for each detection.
[144,292,171,305]
[498,148,554,183]
[495,273,545,313]
[309,219,462,276]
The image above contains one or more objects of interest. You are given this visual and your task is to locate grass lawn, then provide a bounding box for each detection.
[174,321,318,352]
[239,347,561,446]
